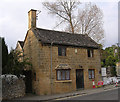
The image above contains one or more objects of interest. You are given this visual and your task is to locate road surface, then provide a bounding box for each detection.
[55,88,119,100]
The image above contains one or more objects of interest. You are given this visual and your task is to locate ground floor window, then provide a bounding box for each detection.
[88,69,95,79]
[57,69,70,80]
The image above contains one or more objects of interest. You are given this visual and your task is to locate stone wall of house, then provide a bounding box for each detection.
[23,30,51,95]
[2,78,25,100]
[15,42,23,62]
[23,30,102,95]
[44,45,101,94]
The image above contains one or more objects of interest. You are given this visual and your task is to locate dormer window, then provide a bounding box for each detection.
[58,46,66,56]
[87,49,94,57]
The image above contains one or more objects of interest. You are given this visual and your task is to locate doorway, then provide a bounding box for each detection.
[23,70,32,93]
[76,69,84,89]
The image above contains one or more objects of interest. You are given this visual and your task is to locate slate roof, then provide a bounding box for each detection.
[32,28,99,48]
[18,41,24,48]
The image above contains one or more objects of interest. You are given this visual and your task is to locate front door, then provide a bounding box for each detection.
[76,69,84,89]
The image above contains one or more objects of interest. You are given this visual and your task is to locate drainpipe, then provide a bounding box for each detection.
[50,42,53,94]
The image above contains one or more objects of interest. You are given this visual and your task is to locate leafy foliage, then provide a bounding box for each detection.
[1,37,32,77]
[110,66,117,76]
[101,46,119,67]
[6,49,32,77]
[101,45,119,76]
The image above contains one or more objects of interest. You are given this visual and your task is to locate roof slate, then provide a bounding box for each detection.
[32,28,99,48]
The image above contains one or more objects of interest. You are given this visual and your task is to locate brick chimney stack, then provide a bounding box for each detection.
[28,9,37,29]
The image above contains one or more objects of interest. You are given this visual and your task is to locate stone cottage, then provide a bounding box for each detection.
[15,41,24,62]
[16,41,24,51]
[23,9,101,95]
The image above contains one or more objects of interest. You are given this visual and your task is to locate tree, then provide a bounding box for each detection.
[1,37,32,76]
[101,46,119,67]
[6,49,32,77]
[43,1,104,44]
[43,1,80,33]
[110,66,117,76]
[1,37,9,74]
[76,3,104,43]
[105,55,116,67]
[101,45,119,76]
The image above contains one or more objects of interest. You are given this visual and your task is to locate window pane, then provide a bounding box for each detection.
[88,49,90,57]
[89,70,91,79]
[57,70,61,80]
[62,70,65,80]
[62,48,66,56]
[66,70,70,80]
[92,70,94,78]
[90,50,93,57]
[88,49,94,57]
[88,69,95,79]
[58,47,62,56]
[90,50,92,57]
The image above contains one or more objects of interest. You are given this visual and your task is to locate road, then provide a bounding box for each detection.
[55,88,119,101]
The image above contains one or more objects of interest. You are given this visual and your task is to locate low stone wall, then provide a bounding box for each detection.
[2,77,25,100]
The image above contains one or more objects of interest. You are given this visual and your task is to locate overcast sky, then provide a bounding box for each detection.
[0,0,119,51]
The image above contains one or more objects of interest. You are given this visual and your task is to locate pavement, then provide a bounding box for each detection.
[13,84,119,101]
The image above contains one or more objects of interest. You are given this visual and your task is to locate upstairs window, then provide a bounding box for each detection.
[87,49,94,57]
[88,69,95,79]
[57,69,70,80]
[58,47,66,56]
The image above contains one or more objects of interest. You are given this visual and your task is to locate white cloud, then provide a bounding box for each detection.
[96,2,118,47]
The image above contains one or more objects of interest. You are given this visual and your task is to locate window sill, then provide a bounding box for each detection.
[58,56,68,59]
[89,78,95,81]
[88,57,95,60]
[88,57,94,58]
[55,80,72,83]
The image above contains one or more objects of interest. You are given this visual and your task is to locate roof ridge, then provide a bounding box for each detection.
[35,27,86,36]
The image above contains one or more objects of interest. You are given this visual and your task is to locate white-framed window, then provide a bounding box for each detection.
[57,69,70,80]
[88,69,95,79]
